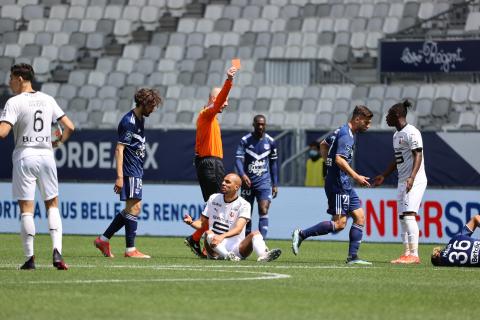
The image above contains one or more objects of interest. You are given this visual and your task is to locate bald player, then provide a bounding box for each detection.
[185,67,238,258]
[183,173,281,262]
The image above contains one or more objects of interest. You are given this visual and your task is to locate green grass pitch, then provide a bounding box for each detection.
[0,234,478,320]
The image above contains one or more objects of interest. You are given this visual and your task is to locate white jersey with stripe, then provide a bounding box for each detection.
[393,124,427,183]
[201,193,251,242]
[0,91,64,162]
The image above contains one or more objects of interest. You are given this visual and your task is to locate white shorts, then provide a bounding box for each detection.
[206,233,243,259]
[397,180,427,214]
[12,155,59,201]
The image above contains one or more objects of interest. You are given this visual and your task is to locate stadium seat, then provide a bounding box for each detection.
[284,112,300,128]
[331,113,348,128]
[416,98,433,118]
[69,97,88,111]
[315,112,333,128]
[86,6,105,20]
[465,12,480,31]
[41,82,60,97]
[418,85,436,100]
[301,99,317,113]
[262,5,279,20]
[269,98,285,112]
[452,84,469,104]
[432,98,450,118]
[468,84,480,104]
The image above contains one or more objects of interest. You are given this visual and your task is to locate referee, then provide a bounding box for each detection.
[185,66,237,257]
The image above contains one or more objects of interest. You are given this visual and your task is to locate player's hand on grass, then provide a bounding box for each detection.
[373,175,384,187]
[114,177,123,193]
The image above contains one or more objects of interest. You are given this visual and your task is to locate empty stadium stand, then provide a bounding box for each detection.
[0,0,479,132]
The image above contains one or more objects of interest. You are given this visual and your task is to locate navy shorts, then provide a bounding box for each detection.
[326,188,361,216]
[120,177,143,201]
[241,187,272,205]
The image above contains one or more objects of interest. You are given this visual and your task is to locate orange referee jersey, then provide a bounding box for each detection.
[195,79,232,159]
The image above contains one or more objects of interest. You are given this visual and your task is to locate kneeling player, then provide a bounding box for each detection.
[183,173,281,262]
[431,215,480,267]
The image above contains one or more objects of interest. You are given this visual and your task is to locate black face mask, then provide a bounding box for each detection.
[308,149,320,161]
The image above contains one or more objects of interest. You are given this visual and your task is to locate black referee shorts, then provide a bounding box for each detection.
[194,156,225,202]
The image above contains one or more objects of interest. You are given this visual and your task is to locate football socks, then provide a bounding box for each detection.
[21,213,35,258]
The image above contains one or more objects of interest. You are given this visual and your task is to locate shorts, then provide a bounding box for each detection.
[13,154,58,201]
[325,188,361,216]
[194,156,225,202]
[241,187,272,205]
[120,177,143,201]
[397,180,427,214]
[205,233,243,259]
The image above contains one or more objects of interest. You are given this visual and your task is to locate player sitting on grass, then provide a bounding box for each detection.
[431,215,480,267]
[183,173,281,262]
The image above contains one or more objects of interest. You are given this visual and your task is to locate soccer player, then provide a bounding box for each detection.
[183,173,281,262]
[185,66,237,257]
[94,88,162,259]
[235,114,278,239]
[431,215,480,267]
[374,100,427,264]
[0,63,75,270]
[291,105,373,265]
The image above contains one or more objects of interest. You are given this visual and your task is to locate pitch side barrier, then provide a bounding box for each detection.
[0,183,478,243]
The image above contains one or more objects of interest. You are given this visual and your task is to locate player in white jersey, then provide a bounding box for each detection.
[374,100,427,264]
[183,173,281,262]
[0,64,75,270]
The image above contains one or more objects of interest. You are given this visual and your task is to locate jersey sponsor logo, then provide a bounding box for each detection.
[212,201,222,207]
[22,135,51,143]
[471,241,480,263]
[135,144,146,159]
[248,159,267,176]
[212,214,233,225]
[124,131,133,143]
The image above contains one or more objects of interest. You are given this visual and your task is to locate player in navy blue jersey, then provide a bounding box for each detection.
[431,215,480,267]
[292,105,374,265]
[235,115,278,239]
[94,88,162,259]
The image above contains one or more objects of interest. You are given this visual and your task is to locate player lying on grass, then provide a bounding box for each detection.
[431,215,480,267]
[183,173,281,262]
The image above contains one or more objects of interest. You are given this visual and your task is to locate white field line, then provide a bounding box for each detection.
[1,266,290,284]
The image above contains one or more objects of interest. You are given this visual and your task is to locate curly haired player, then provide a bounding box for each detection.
[94,88,162,259]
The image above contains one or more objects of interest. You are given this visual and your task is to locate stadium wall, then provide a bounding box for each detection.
[0,182,479,244]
